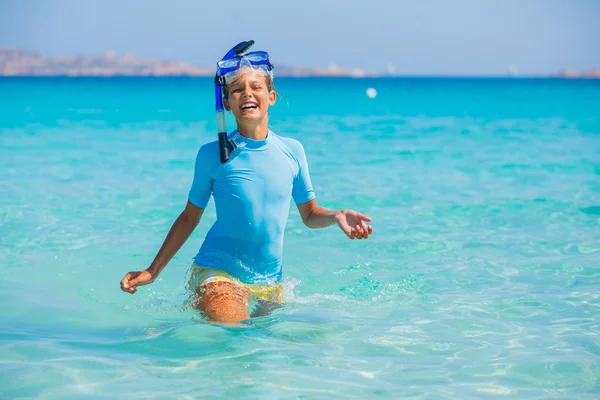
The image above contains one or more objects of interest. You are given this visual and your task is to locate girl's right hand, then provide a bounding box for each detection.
[120,270,154,294]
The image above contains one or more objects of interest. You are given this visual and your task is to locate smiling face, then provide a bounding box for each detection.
[223,67,276,126]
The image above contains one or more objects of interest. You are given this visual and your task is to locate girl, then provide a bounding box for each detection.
[120,41,373,323]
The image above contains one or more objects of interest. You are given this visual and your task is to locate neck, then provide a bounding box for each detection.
[236,115,269,140]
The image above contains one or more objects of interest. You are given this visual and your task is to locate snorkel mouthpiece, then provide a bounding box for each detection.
[214,40,273,163]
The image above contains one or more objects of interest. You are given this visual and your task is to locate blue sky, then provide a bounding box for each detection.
[1,0,598,75]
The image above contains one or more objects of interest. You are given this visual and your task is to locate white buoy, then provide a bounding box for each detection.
[366,88,377,98]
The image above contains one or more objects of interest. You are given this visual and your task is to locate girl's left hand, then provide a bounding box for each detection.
[335,210,373,240]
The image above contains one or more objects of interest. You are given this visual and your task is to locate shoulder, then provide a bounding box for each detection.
[194,140,220,173]
[196,140,219,161]
[270,131,307,157]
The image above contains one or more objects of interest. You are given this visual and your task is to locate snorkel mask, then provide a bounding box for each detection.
[214,40,274,163]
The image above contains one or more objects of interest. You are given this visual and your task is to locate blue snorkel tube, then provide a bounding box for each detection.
[215,40,256,163]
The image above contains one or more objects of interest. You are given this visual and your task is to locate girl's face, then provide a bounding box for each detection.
[224,68,276,124]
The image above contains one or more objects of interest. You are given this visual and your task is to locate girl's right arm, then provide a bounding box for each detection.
[120,200,205,294]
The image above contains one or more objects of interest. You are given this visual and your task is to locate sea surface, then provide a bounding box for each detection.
[1,77,599,399]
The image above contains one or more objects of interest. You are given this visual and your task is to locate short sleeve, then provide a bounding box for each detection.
[291,141,316,205]
[188,144,215,208]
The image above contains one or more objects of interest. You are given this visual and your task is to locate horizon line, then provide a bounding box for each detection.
[1,47,598,79]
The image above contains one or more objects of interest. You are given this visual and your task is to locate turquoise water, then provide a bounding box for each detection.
[1,77,599,399]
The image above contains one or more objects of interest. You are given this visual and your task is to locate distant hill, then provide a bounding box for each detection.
[0,48,372,77]
[556,68,600,78]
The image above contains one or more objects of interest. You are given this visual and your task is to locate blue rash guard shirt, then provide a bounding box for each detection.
[188,130,315,284]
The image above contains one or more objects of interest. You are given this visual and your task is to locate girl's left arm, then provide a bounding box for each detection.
[297,199,373,240]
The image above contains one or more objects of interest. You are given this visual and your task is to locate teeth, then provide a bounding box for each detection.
[242,104,256,109]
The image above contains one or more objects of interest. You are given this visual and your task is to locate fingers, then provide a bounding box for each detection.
[124,270,154,293]
[357,212,372,222]
[121,284,136,294]
[355,211,373,239]
[121,282,136,294]
[349,221,372,240]
[348,224,364,240]
[349,211,372,240]
[128,274,144,287]
[120,273,132,286]
[120,273,132,293]
[120,271,139,294]
[339,214,373,240]
[359,220,369,239]
[355,224,363,239]
[343,226,355,240]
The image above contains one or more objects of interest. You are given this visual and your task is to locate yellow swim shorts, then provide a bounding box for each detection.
[187,264,284,304]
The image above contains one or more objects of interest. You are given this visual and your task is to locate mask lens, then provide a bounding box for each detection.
[222,65,272,85]
[217,58,240,69]
[222,70,241,84]
[239,57,253,68]
[245,52,269,63]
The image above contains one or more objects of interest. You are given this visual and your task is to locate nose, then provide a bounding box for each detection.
[241,86,252,98]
